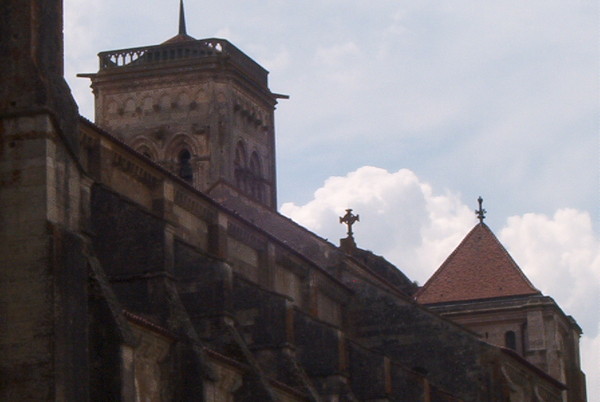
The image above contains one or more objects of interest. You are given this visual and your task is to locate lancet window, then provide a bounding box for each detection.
[249,152,264,202]
[234,141,248,191]
[178,149,193,182]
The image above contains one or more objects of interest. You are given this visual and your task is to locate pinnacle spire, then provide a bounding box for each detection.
[475,196,486,224]
[161,0,195,44]
[179,0,187,36]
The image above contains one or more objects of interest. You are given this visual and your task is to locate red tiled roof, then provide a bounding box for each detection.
[415,223,540,304]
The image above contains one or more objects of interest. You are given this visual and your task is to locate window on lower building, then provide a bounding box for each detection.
[505,330,517,350]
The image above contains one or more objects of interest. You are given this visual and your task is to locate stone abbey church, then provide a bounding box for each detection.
[0,1,587,401]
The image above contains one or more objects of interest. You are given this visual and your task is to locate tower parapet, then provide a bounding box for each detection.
[97,39,269,88]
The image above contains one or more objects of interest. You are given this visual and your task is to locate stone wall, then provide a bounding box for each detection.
[0,2,571,398]
[0,112,88,400]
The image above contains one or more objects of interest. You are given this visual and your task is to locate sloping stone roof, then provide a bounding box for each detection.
[162,33,196,45]
[415,223,540,304]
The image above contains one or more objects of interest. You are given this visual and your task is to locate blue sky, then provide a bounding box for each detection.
[64,0,598,397]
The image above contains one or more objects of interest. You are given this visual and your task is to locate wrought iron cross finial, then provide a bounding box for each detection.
[475,196,486,223]
[339,209,360,238]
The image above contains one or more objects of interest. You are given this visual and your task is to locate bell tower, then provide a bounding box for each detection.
[80,1,283,209]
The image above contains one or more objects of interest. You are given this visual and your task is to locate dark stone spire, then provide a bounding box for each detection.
[162,0,195,44]
[179,0,187,36]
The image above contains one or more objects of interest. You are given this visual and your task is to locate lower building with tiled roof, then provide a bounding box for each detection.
[416,221,587,401]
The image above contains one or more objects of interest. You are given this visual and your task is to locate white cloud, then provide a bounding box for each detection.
[281,166,475,283]
[281,166,599,399]
[500,209,600,335]
[582,327,600,401]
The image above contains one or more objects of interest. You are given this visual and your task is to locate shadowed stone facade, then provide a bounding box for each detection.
[0,1,584,401]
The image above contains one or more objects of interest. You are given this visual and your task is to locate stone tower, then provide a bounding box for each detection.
[81,1,284,209]
[1,1,89,399]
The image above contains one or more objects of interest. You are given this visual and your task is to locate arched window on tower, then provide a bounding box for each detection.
[504,330,517,351]
[249,152,264,202]
[178,149,193,183]
[234,141,247,191]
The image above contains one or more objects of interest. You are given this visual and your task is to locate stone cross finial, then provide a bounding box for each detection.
[475,196,486,223]
[339,209,359,238]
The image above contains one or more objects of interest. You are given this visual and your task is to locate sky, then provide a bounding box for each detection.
[63,0,598,397]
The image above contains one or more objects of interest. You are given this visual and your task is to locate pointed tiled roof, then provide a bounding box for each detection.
[415,223,540,304]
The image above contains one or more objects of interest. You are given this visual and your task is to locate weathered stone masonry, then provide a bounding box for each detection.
[0,1,583,401]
